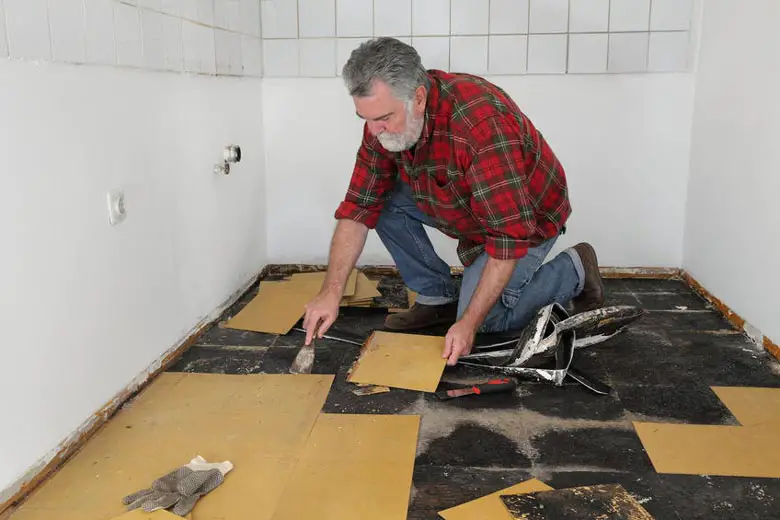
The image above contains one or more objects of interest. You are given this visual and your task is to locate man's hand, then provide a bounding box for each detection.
[443,319,477,366]
[302,218,370,346]
[303,290,341,345]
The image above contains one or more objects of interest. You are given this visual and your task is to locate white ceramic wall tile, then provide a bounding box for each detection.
[529,0,568,34]
[337,37,370,76]
[48,0,87,63]
[489,0,528,35]
[375,0,411,36]
[84,0,116,65]
[608,32,648,72]
[214,0,229,27]
[240,0,262,37]
[648,31,689,71]
[161,0,185,17]
[175,0,198,20]
[651,0,693,31]
[227,0,242,31]
[263,38,299,76]
[567,33,607,73]
[227,31,242,73]
[488,35,527,74]
[412,0,450,36]
[182,19,200,71]
[337,0,372,37]
[569,0,609,33]
[199,0,216,26]
[4,0,51,61]
[215,29,232,74]
[261,0,298,38]
[451,0,488,35]
[114,3,143,67]
[527,34,567,73]
[450,35,487,73]
[609,0,650,32]
[412,36,449,71]
[215,0,241,30]
[198,24,216,73]
[300,38,336,76]
[241,35,263,75]
[142,8,166,70]
[138,0,163,10]
[0,2,8,58]
[299,0,336,38]
[161,14,183,71]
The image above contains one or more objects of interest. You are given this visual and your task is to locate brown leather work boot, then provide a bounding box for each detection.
[384,302,458,331]
[571,242,605,314]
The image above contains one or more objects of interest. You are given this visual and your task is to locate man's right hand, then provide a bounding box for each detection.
[302,290,341,345]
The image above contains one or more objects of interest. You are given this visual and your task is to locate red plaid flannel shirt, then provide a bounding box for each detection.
[335,70,571,266]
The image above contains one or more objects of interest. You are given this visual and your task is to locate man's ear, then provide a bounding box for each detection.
[414,85,427,112]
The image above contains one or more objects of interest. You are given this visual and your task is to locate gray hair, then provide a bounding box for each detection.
[342,37,431,101]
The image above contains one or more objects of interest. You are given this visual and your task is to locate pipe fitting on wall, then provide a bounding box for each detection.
[215,144,241,175]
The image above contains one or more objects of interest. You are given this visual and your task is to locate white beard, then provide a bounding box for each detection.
[377,103,425,152]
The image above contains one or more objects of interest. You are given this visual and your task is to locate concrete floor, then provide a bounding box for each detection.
[170,276,780,519]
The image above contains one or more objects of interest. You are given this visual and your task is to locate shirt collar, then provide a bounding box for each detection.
[418,72,440,147]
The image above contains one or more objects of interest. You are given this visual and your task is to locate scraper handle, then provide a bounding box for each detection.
[471,378,517,395]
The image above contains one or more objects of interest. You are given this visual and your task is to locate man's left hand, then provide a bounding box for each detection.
[443,319,477,366]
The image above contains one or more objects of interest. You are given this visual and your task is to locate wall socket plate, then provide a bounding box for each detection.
[107,189,127,226]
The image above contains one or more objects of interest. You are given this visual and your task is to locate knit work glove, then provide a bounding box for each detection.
[123,456,233,517]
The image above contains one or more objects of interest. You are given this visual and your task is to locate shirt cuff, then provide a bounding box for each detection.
[334,200,381,229]
[485,235,530,260]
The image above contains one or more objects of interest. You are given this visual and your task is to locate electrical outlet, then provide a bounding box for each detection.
[107,189,127,226]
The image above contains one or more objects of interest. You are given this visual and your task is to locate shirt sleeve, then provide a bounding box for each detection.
[334,125,397,229]
[464,115,536,260]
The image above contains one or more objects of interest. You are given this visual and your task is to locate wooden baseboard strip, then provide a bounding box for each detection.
[598,267,682,279]
[262,264,683,280]
[681,271,779,362]
[764,336,780,362]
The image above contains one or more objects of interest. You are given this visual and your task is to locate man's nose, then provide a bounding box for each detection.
[367,121,386,135]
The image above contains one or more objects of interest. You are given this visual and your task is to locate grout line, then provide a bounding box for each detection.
[259,29,689,41]
[447,0,451,70]
[2,0,11,56]
[45,0,53,60]
[606,0,612,70]
[79,0,87,63]
[295,0,300,38]
[295,0,301,75]
[564,0,571,73]
[525,0,531,70]
[646,0,653,70]
[110,0,118,66]
[485,0,491,71]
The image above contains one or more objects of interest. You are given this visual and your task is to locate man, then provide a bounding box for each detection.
[303,37,604,365]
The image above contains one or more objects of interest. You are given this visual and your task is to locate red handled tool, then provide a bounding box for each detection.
[435,378,518,400]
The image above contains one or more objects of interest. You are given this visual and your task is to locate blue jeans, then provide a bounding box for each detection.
[375,183,585,333]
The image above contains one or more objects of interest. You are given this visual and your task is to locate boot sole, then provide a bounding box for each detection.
[576,243,604,305]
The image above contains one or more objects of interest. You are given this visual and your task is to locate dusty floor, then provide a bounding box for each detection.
[170,275,780,519]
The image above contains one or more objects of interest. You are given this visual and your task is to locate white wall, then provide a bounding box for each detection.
[264,73,695,267]
[0,60,266,502]
[0,0,268,502]
[261,0,699,267]
[683,0,780,343]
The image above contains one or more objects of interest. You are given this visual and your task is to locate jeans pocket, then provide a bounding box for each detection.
[501,287,522,309]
